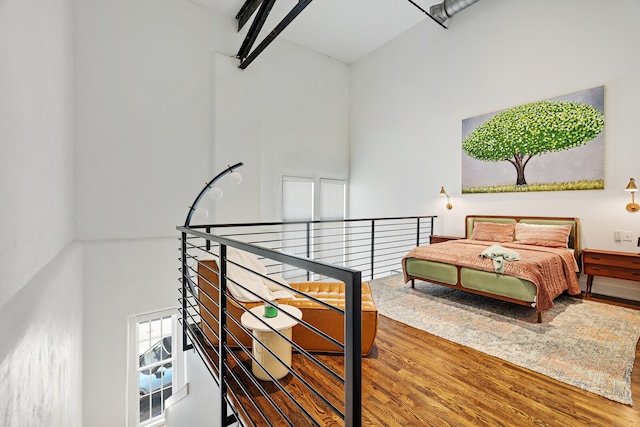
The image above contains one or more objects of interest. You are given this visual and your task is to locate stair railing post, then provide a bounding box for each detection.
[344,270,362,426]
[219,244,228,426]
[306,222,311,281]
[181,232,192,351]
[370,220,375,280]
[431,216,435,239]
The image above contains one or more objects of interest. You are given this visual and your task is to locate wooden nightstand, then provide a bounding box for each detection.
[582,249,640,297]
[429,235,464,244]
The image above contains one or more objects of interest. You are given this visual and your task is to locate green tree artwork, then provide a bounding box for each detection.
[461,86,605,194]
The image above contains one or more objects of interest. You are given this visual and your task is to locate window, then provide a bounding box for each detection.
[282,176,314,221]
[281,176,346,221]
[319,179,346,220]
[318,179,347,268]
[128,309,183,427]
[281,176,347,280]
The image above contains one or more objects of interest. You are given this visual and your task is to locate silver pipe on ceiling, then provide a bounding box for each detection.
[429,0,481,25]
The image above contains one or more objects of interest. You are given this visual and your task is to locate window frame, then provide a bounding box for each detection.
[319,178,347,221]
[281,175,315,221]
[280,175,348,222]
[127,308,184,427]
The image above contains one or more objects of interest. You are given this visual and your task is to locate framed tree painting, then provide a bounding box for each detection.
[461,86,605,193]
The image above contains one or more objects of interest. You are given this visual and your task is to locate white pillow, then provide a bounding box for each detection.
[263,273,291,292]
[226,248,294,302]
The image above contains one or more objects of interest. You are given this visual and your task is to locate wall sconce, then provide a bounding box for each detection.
[626,177,639,212]
[440,186,452,210]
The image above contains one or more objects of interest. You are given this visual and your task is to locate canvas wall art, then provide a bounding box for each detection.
[461,86,605,193]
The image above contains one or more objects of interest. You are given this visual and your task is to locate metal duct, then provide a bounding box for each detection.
[429,0,480,25]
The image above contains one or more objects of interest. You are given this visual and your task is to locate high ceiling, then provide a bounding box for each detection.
[191,0,442,64]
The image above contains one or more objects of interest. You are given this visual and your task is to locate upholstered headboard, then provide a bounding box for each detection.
[465,215,581,259]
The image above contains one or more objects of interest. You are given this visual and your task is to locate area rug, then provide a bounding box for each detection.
[370,275,640,405]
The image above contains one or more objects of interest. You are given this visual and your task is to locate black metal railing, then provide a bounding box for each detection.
[176,216,435,426]
[196,216,435,282]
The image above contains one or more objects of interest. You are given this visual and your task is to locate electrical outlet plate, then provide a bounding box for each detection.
[623,231,633,242]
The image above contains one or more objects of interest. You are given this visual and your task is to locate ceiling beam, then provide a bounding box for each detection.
[405,0,448,28]
[237,0,276,61]
[236,0,264,31]
[239,0,314,69]
[235,0,443,69]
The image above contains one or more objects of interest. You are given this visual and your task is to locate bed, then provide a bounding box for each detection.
[402,215,582,322]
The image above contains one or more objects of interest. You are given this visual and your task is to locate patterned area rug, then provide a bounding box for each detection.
[370,275,640,405]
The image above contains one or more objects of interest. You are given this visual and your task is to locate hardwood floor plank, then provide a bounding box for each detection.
[195,300,640,426]
[360,315,640,426]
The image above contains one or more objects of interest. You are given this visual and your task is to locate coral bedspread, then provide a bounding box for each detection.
[402,239,581,312]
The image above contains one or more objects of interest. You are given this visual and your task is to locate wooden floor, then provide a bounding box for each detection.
[205,294,640,426]
[360,313,640,426]
[355,293,640,426]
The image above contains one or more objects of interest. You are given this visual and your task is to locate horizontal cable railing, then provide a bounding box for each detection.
[194,216,434,282]
[177,216,435,426]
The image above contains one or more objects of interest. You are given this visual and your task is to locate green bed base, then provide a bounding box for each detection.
[405,258,537,304]
[404,215,581,322]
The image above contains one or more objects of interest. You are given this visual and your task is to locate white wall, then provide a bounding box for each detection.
[74,0,239,241]
[0,0,74,307]
[74,1,234,424]
[0,244,83,427]
[74,0,349,232]
[74,1,349,425]
[212,42,350,224]
[82,238,179,427]
[164,350,221,427]
[350,0,640,300]
[0,0,81,425]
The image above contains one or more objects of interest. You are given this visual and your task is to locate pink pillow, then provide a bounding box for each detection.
[470,222,515,243]
[514,223,572,248]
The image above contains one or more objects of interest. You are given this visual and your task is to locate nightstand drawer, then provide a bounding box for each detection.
[582,249,640,297]
[583,252,640,269]
[584,264,640,282]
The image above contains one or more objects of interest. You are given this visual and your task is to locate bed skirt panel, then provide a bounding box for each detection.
[404,258,537,304]
[405,258,458,285]
[460,268,536,303]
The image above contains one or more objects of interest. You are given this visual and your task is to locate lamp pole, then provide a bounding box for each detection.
[184,162,244,227]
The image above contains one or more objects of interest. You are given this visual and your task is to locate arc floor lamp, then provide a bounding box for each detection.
[184,162,244,227]
[183,162,244,294]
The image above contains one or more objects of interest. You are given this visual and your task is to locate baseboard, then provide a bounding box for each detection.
[582,276,640,302]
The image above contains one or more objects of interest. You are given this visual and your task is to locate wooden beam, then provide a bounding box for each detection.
[239,0,314,69]
[237,0,276,61]
[236,0,264,31]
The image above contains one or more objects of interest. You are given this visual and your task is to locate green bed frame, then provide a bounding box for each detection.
[404,215,581,323]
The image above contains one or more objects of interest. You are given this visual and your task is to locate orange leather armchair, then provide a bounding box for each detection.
[197,259,378,356]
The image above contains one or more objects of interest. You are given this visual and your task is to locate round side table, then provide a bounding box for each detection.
[240,304,302,381]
